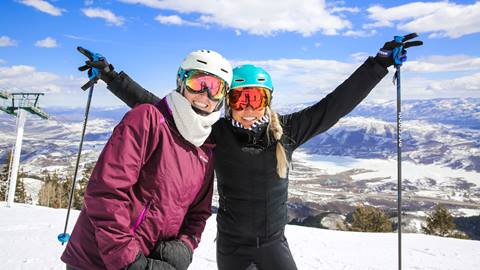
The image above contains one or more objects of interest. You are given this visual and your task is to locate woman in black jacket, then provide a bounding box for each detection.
[80,36,419,270]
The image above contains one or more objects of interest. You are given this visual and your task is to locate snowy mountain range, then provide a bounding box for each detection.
[1,98,478,172]
[278,98,480,172]
[1,98,479,235]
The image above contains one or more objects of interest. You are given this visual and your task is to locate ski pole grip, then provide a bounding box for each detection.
[393,36,405,66]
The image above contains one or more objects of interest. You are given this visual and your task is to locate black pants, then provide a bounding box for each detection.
[216,233,298,270]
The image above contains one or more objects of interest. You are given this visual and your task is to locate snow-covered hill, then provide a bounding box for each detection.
[0,203,479,270]
[1,98,479,235]
[1,98,479,176]
[301,116,480,172]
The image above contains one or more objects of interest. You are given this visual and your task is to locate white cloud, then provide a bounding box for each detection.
[229,54,480,104]
[231,58,357,104]
[404,55,480,73]
[426,72,480,92]
[0,59,6,65]
[119,0,352,36]
[365,2,480,38]
[0,64,83,94]
[154,14,200,26]
[35,37,58,48]
[84,0,94,5]
[64,34,89,40]
[343,29,377,37]
[82,8,125,26]
[314,42,321,47]
[330,6,360,13]
[19,0,64,16]
[63,34,108,43]
[155,14,183,25]
[0,36,18,47]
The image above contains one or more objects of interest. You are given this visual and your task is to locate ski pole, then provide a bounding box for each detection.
[392,33,423,270]
[395,50,403,270]
[58,47,101,245]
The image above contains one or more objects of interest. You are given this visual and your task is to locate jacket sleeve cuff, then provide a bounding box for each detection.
[369,56,389,76]
[179,234,196,252]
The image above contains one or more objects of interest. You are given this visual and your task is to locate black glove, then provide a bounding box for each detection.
[149,239,193,270]
[374,33,423,69]
[77,46,117,87]
[125,252,149,270]
[125,252,176,270]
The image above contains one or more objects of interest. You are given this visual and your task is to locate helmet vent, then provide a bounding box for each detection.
[257,78,266,82]
[196,59,207,65]
[234,79,245,82]
[221,68,229,73]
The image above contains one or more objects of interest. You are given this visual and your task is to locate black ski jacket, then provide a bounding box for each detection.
[105,57,388,246]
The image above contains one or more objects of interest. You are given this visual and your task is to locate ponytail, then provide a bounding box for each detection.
[266,107,289,178]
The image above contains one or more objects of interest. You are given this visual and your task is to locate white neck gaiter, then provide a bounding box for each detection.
[166,91,221,147]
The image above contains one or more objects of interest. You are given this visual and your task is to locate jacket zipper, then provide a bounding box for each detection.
[130,201,151,234]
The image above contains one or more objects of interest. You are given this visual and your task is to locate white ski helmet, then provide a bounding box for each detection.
[177,49,232,88]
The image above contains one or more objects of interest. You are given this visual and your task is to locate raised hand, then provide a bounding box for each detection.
[77,46,116,90]
[374,33,423,68]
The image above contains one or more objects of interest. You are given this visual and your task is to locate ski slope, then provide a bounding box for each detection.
[0,203,479,270]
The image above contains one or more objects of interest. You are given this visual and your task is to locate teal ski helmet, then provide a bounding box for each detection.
[230,64,273,91]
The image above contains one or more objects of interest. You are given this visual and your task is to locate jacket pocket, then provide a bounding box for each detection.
[130,201,152,234]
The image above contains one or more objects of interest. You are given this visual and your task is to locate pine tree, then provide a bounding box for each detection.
[422,205,454,236]
[0,153,31,204]
[0,152,13,201]
[14,170,32,204]
[422,205,469,239]
[347,205,393,232]
[14,170,29,203]
[73,162,95,210]
[38,172,64,208]
[0,160,8,201]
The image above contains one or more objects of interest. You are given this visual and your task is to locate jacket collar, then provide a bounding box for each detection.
[155,97,216,149]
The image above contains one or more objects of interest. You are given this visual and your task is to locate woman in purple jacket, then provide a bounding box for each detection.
[61,50,232,270]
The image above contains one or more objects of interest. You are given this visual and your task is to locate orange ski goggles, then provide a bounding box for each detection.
[184,70,228,101]
[228,87,272,111]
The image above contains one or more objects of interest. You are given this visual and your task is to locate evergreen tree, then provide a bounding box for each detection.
[38,172,64,208]
[0,153,31,204]
[14,169,31,204]
[38,163,95,210]
[347,205,393,232]
[73,162,95,210]
[0,156,9,201]
[422,205,469,239]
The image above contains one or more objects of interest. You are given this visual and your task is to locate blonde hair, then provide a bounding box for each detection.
[266,107,289,178]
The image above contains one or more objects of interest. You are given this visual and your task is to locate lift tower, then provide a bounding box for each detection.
[1,92,48,207]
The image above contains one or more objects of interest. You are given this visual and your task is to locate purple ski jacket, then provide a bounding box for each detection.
[61,98,215,270]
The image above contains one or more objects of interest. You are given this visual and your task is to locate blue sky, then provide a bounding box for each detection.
[0,0,479,108]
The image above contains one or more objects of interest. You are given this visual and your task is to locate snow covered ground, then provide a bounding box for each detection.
[294,151,480,186]
[1,203,479,270]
